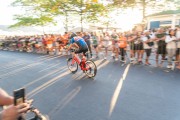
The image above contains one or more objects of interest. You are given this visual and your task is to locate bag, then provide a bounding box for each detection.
[147,35,154,47]
[147,42,154,47]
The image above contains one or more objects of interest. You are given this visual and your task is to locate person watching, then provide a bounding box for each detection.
[0,88,30,120]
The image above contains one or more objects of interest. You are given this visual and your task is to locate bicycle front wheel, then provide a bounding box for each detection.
[85,60,97,78]
[67,58,78,73]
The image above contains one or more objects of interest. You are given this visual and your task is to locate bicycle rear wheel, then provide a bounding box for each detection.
[85,60,97,78]
[67,58,78,73]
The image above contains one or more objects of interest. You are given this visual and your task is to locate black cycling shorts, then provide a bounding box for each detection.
[75,47,88,56]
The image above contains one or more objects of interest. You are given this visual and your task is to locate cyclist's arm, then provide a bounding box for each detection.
[67,43,79,51]
[73,43,79,49]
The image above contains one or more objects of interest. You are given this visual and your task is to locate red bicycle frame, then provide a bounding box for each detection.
[72,55,90,71]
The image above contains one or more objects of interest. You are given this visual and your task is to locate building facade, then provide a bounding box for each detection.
[146,10,180,30]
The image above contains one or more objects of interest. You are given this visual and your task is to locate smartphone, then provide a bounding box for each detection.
[13,88,25,106]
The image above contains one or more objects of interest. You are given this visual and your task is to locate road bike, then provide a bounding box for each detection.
[67,49,97,78]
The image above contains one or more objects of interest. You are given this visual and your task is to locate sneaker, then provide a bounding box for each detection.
[145,62,151,65]
[120,60,126,63]
[104,57,107,60]
[164,58,168,60]
[130,60,134,64]
[171,62,175,70]
[111,53,115,57]
[167,65,172,69]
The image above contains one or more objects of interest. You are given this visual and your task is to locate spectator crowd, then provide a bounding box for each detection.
[0,27,180,70]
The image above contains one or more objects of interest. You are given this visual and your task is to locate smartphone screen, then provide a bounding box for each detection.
[13,88,25,106]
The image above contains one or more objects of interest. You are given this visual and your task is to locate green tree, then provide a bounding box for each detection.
[11,0,107,32]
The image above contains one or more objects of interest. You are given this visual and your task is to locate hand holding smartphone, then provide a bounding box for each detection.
[13,88,25,106]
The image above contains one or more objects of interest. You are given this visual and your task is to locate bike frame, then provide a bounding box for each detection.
[72,54,90,71]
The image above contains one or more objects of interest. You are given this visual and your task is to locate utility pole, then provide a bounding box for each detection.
[81,0,83,32]
[65,10,68,32]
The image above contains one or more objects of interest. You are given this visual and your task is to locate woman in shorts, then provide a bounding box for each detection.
[135,32,144,64]
[165,29,177,69]
[128,32,138,62]
[102,32,110,60]
[143,30,153,65]
[176,27,180,69]
[91,32,99,58]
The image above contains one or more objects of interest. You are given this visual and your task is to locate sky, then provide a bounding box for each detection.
[0,0,22,25]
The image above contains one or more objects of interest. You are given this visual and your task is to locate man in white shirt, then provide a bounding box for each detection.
[165,29,177,69]
[143,30,154,65]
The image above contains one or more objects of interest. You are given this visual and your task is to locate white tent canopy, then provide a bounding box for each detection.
[69,27,92,32]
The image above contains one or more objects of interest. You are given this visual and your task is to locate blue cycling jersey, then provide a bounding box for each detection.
[71,36,87,48]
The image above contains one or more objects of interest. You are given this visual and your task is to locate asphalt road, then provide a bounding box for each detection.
[0,51,180,120]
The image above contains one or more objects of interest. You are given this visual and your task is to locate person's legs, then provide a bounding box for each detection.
[94,45,98,58]
[137,50,140,61]
[87,41,92,57]
[157,46,162,67]
[145,49,149,64]
[115,47,119,60]
[167,49,171,65]
[160,45,166,66]
[120,48,125,61]
[130,45,134,61]
[177,53,180,69]
[104,47,108,59]
[130,50,134,59]
[167,49,176,68]
[159,54,165,67]
[145,49,151,65]
[176,48,180,66]
[134,44,138,62]
[140,50,144,62]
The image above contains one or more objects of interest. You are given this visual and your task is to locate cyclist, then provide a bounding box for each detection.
[68,32,88,57]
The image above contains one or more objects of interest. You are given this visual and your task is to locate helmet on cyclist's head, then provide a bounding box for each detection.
[70,32,77,39]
